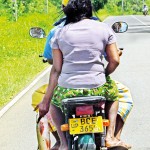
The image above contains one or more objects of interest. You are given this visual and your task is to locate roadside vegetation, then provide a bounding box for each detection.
[0,1,59,109]
[98,0,150,20]
[0,0,150,109]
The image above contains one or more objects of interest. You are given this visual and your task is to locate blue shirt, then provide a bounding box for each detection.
[43,21,65,59]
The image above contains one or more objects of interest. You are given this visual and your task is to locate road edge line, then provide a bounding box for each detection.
[0,66,52,118]
[103,16,112,22]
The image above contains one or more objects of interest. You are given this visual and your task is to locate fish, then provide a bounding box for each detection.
[36,115,51,150]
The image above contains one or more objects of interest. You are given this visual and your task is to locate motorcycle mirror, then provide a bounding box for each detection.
[29,27,46,38]
[112,22,128,33]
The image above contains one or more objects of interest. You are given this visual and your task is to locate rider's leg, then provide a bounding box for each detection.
[104,77,130,148]
[114,114,124,139]
[115,81,134,138]
[105,101,119,145]
[114,115,131,149]
[50,104,68,150]
[114,81,133,149]
[46,112,60,150]
[50,131,60,150]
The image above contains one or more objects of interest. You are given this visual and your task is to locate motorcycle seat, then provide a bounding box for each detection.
[62,96,106,106]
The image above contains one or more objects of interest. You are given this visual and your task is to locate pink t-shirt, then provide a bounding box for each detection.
[51,19,116,89]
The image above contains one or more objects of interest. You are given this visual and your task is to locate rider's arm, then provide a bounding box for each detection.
[36,49,63,121]
[44,28,63,102]
[105,48,122,61]
[44,49,63,102]
[105,43,120,77]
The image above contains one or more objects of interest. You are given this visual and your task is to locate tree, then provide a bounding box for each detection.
[92,0,108,11]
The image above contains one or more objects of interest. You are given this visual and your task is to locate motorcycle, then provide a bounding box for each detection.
[61,96,107,150]
[143,10,148,16]
[142,5,148,16]
[30,21,128,150]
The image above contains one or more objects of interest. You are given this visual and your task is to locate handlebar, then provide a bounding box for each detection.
[43,58,48,63]
[39,54,48,63]
[119,48,124,50]
[39,54,43,57]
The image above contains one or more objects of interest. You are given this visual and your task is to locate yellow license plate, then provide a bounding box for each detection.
[69,116,103,135]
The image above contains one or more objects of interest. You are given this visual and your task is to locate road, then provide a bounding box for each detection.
[0,15,150,150]
[104,15,150,150]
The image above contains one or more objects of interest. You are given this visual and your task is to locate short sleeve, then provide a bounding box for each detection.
[50,28,62,50]
[106,25,117,45]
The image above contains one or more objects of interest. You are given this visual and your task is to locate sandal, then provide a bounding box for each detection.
[107,146,128,150]
[119,141,132,149]
[106,141,128,149]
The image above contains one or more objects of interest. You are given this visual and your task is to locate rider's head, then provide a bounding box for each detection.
[63,0,93,24]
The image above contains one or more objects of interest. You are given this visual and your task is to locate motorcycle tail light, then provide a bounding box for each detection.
[103,119,110,126]
[76,105,94,116]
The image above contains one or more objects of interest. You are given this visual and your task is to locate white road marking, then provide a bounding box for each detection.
[0,66,52,118]
[131,15,150,28]
[129,26,149,29]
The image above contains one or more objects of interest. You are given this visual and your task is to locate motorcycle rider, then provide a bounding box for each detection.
[142,4,148,15]
[43,0,133,146]
[33,0,132,149]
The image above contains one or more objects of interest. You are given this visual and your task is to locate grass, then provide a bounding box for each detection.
[0,10,59,109]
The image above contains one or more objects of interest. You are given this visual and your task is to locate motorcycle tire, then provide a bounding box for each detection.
[73,138,78,150]
[78,134,96,150]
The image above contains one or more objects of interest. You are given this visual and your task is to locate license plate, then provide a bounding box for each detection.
[69,116,103,135]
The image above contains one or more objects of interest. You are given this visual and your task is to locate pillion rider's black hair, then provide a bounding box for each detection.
[63,0,93,25]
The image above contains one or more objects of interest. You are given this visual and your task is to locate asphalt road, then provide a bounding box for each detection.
[0,15,150,150]
[104,15,150,150]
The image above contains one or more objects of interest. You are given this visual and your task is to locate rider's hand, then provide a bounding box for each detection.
[34,97,50,123]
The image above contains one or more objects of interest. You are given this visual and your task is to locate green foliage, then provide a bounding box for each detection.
[97,0,150,16]
[1,0,150,19]
[92,0,108,11]
[50,0,62,9]
[0,0,61,19]
[0,5,59,108]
